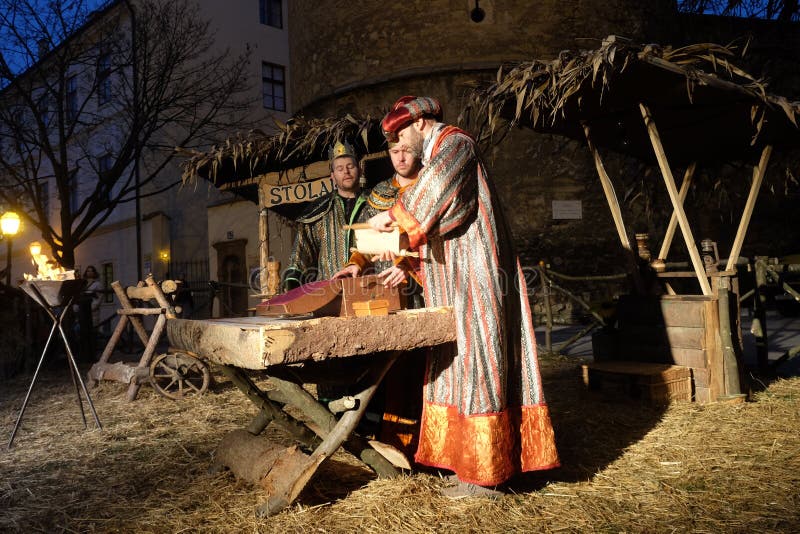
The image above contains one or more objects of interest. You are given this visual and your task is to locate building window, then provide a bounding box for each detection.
[261,62,285,111]
[259,0,282,28]
[66,75,78,122]
[98,153,113,202]
[102,262,114,303]
[97,53,111,105]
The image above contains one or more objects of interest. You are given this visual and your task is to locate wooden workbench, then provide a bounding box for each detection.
[166,306,456,369]
[165,306,455,517]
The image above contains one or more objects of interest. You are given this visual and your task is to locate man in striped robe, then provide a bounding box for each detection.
[368,96,560,495]
[282,141,369,290]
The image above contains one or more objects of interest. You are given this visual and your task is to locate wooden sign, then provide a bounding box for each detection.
[262,176,335,207]
[251,160,333,207]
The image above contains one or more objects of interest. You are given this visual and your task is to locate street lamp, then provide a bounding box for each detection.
[1,211,21,286]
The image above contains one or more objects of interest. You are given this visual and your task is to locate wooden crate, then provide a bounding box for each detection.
[581,361,692,405]
[595,295,724,403]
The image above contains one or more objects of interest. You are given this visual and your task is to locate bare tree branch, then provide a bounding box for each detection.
[0,0,254,267]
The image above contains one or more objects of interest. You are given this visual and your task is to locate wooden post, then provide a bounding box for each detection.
[752,256,770,373]
[583,123,645,294]
[539,261,553,353]
[725,145,773,272]
[639,103,712,296]
[716,276,742,396]
[658,162,696,261]
[258,182,270,296]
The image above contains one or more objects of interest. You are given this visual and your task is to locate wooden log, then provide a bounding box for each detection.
[87,361,150,384]
[125,280,178,300]
[640,103,712,296]
[117,308,165,316]
[214,429,296,484]
[146,275,177,319]
[167,307,456,369]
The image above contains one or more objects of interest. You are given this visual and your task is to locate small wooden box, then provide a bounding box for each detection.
[352,299,389,317]
[256,276,404,318]
[581,361,692,405]
[339,275,402,317]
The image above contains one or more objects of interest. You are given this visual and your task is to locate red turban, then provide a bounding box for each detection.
[381,96,443,141]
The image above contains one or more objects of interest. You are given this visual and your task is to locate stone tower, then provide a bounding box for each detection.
[289,0,675,116]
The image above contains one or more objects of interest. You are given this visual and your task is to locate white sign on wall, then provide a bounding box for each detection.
[552,200,582,220]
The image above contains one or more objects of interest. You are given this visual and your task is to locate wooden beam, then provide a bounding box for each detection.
[258,179,270,295]
[658,162,696,261]
[725,145,773,272]
[583,123,645,293]
[639,103,712,296]
[583,123,632,251]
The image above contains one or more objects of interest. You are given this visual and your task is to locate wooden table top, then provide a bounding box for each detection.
[166,307,455,369]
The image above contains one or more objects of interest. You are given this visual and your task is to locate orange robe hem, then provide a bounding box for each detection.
[415,402,560,486]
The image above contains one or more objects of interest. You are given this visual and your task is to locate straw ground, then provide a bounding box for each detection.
[1,354,798,533]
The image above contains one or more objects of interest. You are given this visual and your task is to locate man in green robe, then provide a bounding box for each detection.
[282,141,368,290]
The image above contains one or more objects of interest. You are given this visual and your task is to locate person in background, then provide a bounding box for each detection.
[282,140,369,290]
[76,265,102,360]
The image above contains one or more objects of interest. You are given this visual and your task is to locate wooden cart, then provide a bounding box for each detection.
[166,306,455,517]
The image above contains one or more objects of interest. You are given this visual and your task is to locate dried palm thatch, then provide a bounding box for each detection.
[461,35,800,164]
[2,355,799,532]
[180,114,384,189]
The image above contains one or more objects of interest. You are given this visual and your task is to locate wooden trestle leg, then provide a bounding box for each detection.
[218,352,402,517]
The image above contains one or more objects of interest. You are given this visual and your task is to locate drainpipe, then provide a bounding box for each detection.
[123,0,142,281]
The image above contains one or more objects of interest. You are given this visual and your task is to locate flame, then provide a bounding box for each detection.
[24,248,75,281]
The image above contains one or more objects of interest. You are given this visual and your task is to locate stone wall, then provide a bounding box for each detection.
[286,3,800,317]
[289,0,675,113]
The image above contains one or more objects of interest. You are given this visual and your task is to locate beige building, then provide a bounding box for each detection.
[0,0,292,320]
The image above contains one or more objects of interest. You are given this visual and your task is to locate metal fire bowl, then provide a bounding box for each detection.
[21,279,88,308]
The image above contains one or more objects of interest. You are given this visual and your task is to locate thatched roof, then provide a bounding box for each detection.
[461,35,800,164]
[180,114,386,193]
[180,36,800,201]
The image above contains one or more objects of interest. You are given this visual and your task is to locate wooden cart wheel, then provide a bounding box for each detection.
[149,352,210,400]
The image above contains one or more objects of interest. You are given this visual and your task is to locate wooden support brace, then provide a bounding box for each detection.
[219,365,319,449]
[125,313,167,401]
[583,123,645,294]
[256,351,401,517]
[266,373,398,479]
[112,280,150,346]
[639,103,712,296]
[725,145,773,272]
[658,162,696,261]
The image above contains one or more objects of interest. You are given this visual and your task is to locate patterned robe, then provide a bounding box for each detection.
[389,123,560,485]
[283,191,368,289]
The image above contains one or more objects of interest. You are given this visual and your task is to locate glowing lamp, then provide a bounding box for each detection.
[1,211,20,237]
